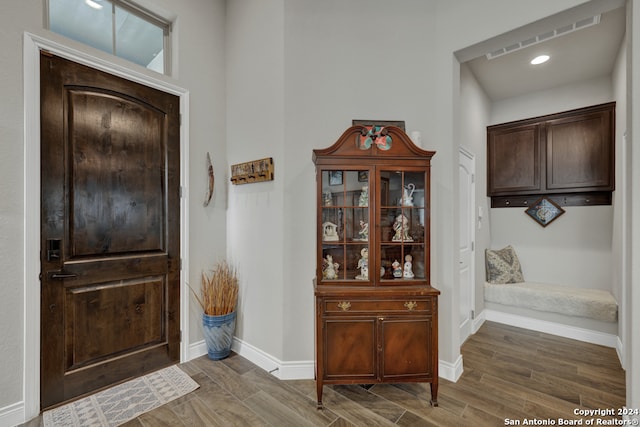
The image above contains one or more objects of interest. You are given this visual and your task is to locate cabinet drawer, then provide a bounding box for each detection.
[324,298,432,314]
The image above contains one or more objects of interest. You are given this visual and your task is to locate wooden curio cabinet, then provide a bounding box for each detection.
[312,125,440,409]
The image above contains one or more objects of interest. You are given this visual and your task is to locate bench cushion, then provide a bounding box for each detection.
[484,281,617,322]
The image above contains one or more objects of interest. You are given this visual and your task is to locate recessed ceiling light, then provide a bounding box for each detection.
[531,55,550,65]
[85,0,103,10]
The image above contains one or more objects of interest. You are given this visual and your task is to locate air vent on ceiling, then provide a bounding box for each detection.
[486,15,601,60]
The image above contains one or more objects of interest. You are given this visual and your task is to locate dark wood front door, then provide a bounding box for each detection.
[40,52,181,409]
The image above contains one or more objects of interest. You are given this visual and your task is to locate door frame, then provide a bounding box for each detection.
[458,146,476,345]
[23,32,190,420]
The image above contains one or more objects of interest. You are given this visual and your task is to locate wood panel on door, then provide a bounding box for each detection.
[40,52,181,409]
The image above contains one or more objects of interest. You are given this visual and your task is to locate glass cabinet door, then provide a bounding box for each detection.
[320,169,371,283]
[379,170,428,282]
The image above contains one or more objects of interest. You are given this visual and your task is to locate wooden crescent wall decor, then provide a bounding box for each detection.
[204,152,214,206]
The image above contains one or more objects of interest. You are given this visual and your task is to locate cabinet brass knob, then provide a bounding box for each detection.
[337,301,351,311]
[404,301,418,311]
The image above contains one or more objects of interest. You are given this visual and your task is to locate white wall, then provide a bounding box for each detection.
[626,0,640,412]
[281,0,440,363]
[490,75,613,124]
[0,0,41,412]
[490,206,613,288]
[169,0,228,351]
[226,0,286,360]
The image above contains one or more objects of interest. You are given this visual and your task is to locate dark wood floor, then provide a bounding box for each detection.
[24,321,626,426]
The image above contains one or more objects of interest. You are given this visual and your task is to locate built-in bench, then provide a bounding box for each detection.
[484,281,617,323]
[482,246,620,349]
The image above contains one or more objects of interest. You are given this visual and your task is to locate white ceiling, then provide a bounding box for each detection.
[464,5,626,102]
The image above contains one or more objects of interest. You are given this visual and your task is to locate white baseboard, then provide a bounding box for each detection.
[188,339,207,361]
[616,336,625,369]
[188,338,315,380]
[472,310,486,334]
[232,338,316,380]
[483,309,618,348]
[439,354,463,382]
[0,401,25,427]
[273,359,315,380]
[190,338,459,382]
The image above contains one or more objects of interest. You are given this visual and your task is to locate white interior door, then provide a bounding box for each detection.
[459,147,475,345]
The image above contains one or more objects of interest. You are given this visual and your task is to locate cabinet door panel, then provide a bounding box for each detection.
[381,317,432,378]
[487,124,541,195]
[378,170,429,283]
[319,169,371,283]
[324,318,376,379]
[546,112,613,190]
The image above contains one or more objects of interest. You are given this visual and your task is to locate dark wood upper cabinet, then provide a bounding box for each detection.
[487,102,615,207]
[488,123,541,194]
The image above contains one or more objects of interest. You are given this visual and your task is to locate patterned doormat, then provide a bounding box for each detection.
[43,365,199,427]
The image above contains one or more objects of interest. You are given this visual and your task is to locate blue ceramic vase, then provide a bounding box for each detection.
[202,311,236,360]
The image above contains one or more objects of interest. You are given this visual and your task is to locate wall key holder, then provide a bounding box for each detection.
[230,157,274,185]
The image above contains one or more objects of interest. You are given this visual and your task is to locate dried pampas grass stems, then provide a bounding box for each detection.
[199,260,239,316]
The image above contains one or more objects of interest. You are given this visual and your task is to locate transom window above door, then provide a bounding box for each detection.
[47,0,171,75]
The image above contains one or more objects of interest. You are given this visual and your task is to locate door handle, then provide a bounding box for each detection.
[49,271,78,280]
